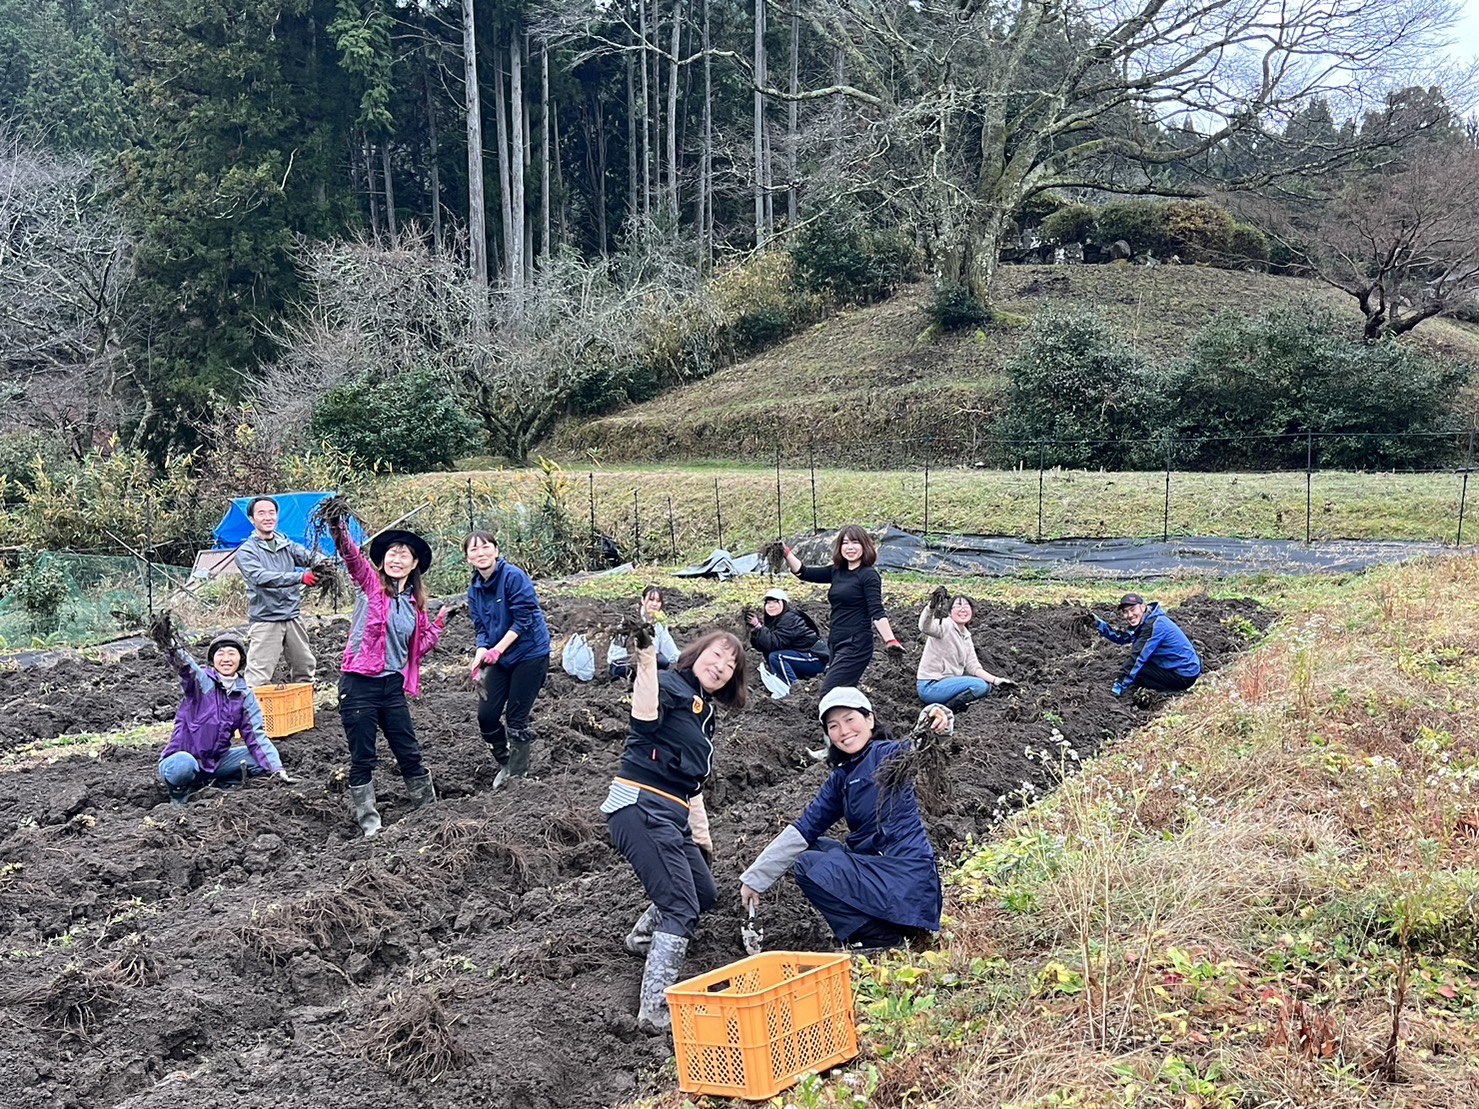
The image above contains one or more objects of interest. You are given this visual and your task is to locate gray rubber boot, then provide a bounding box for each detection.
[624,903,663,957]
[637,931,689,1034]
[349,782,381,838]
[167,781,197,806]
[495,730,532,789]
[404,772,436,809]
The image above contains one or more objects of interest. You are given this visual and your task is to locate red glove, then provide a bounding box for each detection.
[301,571,317,586]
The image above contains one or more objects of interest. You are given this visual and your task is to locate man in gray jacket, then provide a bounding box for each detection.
[235,496,327,687]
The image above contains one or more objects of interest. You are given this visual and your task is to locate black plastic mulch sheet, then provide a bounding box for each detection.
[770,525,1466,580]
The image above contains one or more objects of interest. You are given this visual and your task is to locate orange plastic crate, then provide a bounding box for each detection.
[254,682,315,738]
[666,951,858,1101]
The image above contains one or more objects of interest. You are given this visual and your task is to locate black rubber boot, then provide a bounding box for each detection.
[495,729,533,789]
[349,782,382,838]
[944,690,979,714]
[404,772,436,809]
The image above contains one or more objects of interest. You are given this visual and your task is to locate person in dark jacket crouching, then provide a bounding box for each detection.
[157,632,294,805]
[744,587,830,698]
[1093,592,1201,696]
[739,687,947,952]
[602,626,750,1034]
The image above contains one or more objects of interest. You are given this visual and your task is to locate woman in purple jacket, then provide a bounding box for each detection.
[329,519,449,838]
[157,633,294,805]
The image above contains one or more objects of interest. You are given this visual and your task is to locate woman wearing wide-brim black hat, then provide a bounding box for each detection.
[327,517,451,838]
[368,529,433,573]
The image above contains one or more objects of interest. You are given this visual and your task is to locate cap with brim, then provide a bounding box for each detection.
[763,588,790,603]
[207,635,248,667]
[369,529,433,573]
[1117,592,1145,608]
[817,686,873,722]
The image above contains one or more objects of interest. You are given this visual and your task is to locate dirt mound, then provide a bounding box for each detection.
[0,591,1269,1108]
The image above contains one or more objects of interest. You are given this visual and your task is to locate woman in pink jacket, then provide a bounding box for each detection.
[329,519,450,838]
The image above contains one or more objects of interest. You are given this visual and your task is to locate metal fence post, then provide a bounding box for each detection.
[466,478,475,533]
[808,437,818,533]
[668,495,678,563]
[1305,432,1313,545]
[1163,437,1172,543]
[1036,442,1046,543]
[1459,429,1475,546]
[775,444,783,542]
[588,472,596,563]
[633,488,641,563]
[714,477,724,551]
[923,453,931,549]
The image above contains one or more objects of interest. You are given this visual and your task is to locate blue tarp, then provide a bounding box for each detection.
[210,492,366,557]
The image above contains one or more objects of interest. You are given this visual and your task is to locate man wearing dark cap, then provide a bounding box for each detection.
[1091,593,1201,696]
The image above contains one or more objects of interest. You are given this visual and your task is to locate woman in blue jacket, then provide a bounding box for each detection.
[739,687,947,951]
[465,531,552,788]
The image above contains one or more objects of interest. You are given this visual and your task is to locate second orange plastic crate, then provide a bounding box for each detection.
[666,950,858,1101]
[254,682,315,738]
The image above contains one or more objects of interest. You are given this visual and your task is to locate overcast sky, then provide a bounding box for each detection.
[1455,1,1479,60]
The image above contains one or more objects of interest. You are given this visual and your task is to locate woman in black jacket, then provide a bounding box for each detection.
[745,587,830,697]
[601,626,750,1034]
[782,525,903,698]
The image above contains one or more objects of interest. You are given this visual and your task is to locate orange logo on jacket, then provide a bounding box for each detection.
[692,696,705,714]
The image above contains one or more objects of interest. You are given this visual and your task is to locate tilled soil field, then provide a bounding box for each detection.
[0,590,1270,1109]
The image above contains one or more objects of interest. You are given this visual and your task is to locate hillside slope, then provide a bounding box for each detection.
[552,265,1479,467]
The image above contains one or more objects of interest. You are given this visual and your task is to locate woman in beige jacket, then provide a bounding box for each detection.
[916,587,1015,712]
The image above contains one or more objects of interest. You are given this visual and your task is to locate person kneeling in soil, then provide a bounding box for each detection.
[157,633,293,805]
[330,516,449,837]
[465,531,552,789]
[744,587,829,699]
[602,626,750,1034]
[608,585,680,680]
[739,687,946,953]
[916,586,1015,713]
[1092,592,1201,696]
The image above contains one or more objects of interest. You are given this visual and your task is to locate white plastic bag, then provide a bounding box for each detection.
[562,633,596,681]
[758,663,791,700]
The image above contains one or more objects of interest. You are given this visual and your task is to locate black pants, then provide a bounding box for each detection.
[818,635,873,698]
[339,672,424,787]
[1131,663,1198,693]
[606,791,716,938]
[479,654,550,763]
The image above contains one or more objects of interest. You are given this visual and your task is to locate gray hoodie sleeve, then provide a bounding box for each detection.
[739,825,808,892]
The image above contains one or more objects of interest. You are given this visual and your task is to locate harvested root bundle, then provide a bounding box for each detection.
[305,563,345,608]
[873,720,952,817]
[146,611,177,652]
[363,989,468,1083]
[615,614,654,650]
[309,493,358,529]
[740,604,759,626]
[928,585,952,621]
[759,540,787,574]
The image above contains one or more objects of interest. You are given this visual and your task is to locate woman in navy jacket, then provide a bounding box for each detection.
[601,626,750,1034]
[740,686,947,951]
[465,531,552,787]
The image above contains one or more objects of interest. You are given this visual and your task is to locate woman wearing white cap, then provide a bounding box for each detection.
[738,687,948,951]
[744,587,830,696]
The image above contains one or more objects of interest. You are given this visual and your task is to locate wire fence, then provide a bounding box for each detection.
[2,428,1475,648]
